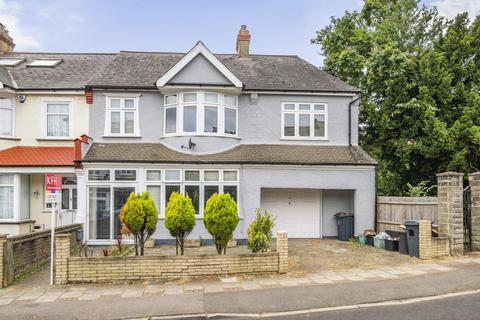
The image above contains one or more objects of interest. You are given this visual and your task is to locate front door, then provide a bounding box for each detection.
[60,176,77,226]
[88,186,135,241]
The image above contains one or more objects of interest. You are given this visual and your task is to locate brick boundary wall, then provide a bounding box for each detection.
[0,224,82,287]
[419,220,450,259]
[0,234,6,287]
[56,231,289,284]
[437,172,464,255]
[469,173,480,251]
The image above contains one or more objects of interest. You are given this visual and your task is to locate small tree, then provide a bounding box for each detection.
[248,209,276,253]
[203,193,239,254]
[120,192,158,256]
[165,192,196,255]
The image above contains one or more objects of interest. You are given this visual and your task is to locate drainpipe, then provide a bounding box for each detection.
[348,95,361,146]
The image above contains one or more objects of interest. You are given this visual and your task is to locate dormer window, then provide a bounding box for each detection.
[164,92,237,137]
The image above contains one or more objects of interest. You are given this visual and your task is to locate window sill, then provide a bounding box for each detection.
[160,134,241,140]
[37,138,73,141]
[280,137,329,141]
[0,136,21,141]
[102,135,142,138]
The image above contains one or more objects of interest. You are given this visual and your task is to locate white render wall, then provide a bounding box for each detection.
[76,164,375,243]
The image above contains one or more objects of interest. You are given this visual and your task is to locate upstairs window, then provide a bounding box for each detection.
[27,59,62,68]
[164,92,237,137]
[282,102,327,139]
[43,100,72,138]
[0,57,25,67]
[105,96,139,136]
[0,97,13,137]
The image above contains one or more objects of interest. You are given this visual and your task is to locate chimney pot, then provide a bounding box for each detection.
[236,25,251,58]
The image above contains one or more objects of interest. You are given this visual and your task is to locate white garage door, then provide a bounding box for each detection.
[260,188,321,238]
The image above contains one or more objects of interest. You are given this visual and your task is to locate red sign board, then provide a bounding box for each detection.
[45,174,62,191]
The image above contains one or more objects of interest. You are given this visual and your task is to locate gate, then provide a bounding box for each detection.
[464,186,472,252]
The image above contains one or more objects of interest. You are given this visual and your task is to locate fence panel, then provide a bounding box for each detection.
[376,196,438,232]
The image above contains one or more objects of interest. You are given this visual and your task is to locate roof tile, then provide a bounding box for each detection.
[0,146,75,166]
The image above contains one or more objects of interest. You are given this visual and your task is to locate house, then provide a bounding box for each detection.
[76,25,377,244]
[0,23,115,235]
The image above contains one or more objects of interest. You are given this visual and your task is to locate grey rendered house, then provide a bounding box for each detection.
[76,26,376,244]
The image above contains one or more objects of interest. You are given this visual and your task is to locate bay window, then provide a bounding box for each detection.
[164,92,237,136]
[105,96,139,136]
[0,174,14,219]
[43,100,72,138]
[282,102,327,139]
[0,97,13,137]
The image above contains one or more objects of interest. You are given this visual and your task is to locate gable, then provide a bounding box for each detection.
[156,41,242,89]
[168,54,232,86]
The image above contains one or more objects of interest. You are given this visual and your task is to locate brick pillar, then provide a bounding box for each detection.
[437,172,464,255]
[276,231,288,274]
[0,234,6,288]
[469,172,480,251]
[55,234,71,285]
[418,220,432,260]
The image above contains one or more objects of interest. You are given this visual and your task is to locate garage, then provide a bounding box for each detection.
[260,188,322,238]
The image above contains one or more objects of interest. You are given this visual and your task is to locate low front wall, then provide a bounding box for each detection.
[1,224,82,287]
[56,231,288,284]
[419,220,450,259]
[67,253,279,283]
[431,237,450,258]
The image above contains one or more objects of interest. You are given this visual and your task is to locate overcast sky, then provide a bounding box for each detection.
[0,0,478,66]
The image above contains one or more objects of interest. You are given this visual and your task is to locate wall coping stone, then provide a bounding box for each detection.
[436,172,464,177]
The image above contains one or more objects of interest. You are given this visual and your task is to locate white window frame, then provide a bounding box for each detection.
[142,168,239,218]
[104,95,140,137]
[0,174,31,222]
[163,92,238,137]
[0,96,14,138]
[281,102,328,140]
[41,98,73,139]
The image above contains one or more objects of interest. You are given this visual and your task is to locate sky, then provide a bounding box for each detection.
[0,0,479,66]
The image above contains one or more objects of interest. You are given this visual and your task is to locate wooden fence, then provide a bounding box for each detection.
[376,196,438,232]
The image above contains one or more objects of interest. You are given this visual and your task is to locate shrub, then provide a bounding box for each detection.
[120,192,158,256]
[204,193,239,254]
[248,209,276,253]
[165,192,196,255]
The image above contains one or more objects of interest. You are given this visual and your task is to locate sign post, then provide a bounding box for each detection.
[45,173,62,285]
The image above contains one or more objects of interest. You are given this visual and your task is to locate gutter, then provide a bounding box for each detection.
[348,95,361,146]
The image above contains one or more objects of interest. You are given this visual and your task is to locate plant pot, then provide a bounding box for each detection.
[358,235,367,245]
[374,238,385,249]
[385,239,399,251]
[366,234,375,246]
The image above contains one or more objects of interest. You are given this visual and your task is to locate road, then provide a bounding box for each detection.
[253,293,480,320]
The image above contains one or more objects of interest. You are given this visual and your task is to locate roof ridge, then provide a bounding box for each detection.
[118,50,298,58]
[0,52,117,56]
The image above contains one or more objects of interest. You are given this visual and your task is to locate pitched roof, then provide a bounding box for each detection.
[0,146,75,167]
[82,143,376,166]
[0,52,116,90]
[88,51,359,92]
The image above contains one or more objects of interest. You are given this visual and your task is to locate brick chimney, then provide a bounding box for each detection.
[236,25,250,58]
[0,23,15,52]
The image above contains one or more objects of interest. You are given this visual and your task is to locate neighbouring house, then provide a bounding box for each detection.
[0,23,115,235]
[76,25,377,244]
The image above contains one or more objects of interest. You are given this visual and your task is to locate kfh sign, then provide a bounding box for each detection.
[45,173,62,191]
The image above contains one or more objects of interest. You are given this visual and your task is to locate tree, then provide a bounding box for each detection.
[247,209,276,253]
[165,192,196,255]
[120,192,158,256]
[312,0,480,195]
[203,193,239,254]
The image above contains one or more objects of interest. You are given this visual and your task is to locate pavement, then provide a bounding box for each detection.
[0,257,480,319]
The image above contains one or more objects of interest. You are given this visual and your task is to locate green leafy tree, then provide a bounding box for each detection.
[165,192,196,255]
[247,209,276,253]
[121,192,158,256]
[312,0,480,195]
[203,193,239,254]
